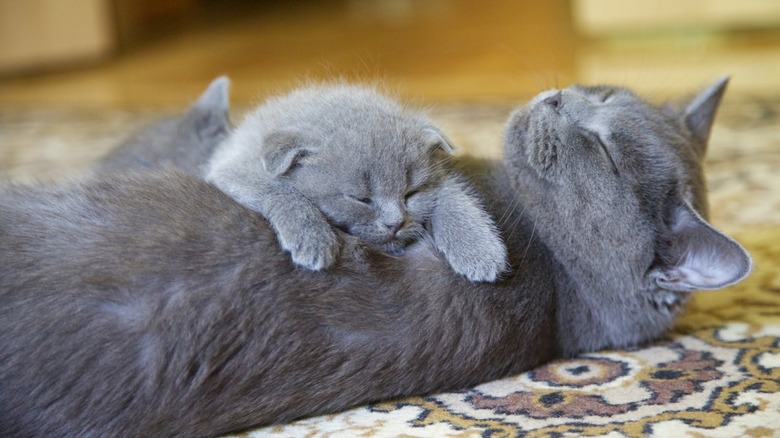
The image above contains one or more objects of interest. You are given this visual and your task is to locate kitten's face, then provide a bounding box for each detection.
[287,125,447,252]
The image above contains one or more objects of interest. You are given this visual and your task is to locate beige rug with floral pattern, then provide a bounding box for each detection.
[1,97,778,437]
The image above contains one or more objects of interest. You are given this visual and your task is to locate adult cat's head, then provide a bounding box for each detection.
[503,78,752,347]
[243,85,456,249]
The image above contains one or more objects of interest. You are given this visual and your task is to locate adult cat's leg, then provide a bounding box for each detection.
[430,176,508,282]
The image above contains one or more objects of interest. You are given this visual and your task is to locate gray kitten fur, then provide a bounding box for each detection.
[206,84,508,281]
[0,79,751,437]
[97,76,231,176]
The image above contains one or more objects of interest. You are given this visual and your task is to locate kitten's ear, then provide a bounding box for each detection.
[262,131,317,177]
[423,127,455,155]
[684,76,728,151]
[648,200,752,292]
[187,76,231,139]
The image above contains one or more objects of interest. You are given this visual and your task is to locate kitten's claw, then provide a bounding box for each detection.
[278,223,340,271]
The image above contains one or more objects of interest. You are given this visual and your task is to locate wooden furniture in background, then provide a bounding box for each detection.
[0,0,115,75]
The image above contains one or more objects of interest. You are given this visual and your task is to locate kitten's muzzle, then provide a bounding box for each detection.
[385,220,404,235]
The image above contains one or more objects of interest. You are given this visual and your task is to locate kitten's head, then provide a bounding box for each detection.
[258,85,454,251]
[504,78,751,297]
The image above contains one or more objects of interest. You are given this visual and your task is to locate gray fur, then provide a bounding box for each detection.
[503,77,751,350]
[205,84,508,281]
[0,79,752,437]
[97,76,231,176]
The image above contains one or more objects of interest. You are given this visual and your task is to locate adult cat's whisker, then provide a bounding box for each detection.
[497,191,522,228]
[502,202,527,244]
[673,250,690,269]
[518,215,538,269]
[506,214,538,290]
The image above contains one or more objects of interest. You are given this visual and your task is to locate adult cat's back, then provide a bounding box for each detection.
[0,170,557,437]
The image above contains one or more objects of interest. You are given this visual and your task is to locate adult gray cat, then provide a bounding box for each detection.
[96,76,231,176]
[0,78,751,437]
[206,84,508,281]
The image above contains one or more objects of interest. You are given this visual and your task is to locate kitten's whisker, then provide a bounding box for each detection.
[425,155,457,171]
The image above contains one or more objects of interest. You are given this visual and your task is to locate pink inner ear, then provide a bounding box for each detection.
[656,203,753,292]
[669,247,748,290]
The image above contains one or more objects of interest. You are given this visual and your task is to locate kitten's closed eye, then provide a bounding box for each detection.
[348,195,373,205]
[404,189,419,202]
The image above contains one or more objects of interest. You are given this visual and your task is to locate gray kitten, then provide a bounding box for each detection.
[97,76,231,176]
[206,84,508,282]
[0,78,751,437]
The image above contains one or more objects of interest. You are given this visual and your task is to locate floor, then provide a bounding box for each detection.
[2,0,780,109]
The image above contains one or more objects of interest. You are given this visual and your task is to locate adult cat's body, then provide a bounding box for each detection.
[206,84,507,281]
[96,77,231,177]
[0,79,751,437]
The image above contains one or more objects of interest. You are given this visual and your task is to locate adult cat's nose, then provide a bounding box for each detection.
[542,91,563,109]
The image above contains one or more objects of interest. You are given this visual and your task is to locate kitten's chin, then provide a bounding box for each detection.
[381,242,407,257]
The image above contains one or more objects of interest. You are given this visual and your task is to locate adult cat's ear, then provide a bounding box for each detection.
[422,127,455,155]
[262,131,317,177]
[648,200,752,292]
[684,76,728,152]
[187,76,231,139]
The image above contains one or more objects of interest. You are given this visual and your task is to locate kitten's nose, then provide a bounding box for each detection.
[385,220,404,235]
[543,91,563,109]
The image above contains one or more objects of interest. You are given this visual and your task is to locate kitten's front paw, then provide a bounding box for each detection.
[445,232,508,282]
[278,223,340,271]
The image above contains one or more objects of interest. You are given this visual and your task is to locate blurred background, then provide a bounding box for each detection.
[2,0,780,107]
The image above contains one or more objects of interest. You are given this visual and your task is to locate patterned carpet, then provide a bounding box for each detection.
[1,96,778,437]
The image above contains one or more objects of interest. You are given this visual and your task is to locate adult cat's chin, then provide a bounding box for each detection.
[649,289,688,317]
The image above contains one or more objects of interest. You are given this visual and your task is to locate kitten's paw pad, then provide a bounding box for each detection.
[446,235,508,282]
[279,226,340,271]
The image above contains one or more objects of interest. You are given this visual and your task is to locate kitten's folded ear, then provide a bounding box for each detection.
[262,131,317,177]
[422,127,455,155]
[648,199,752,292]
